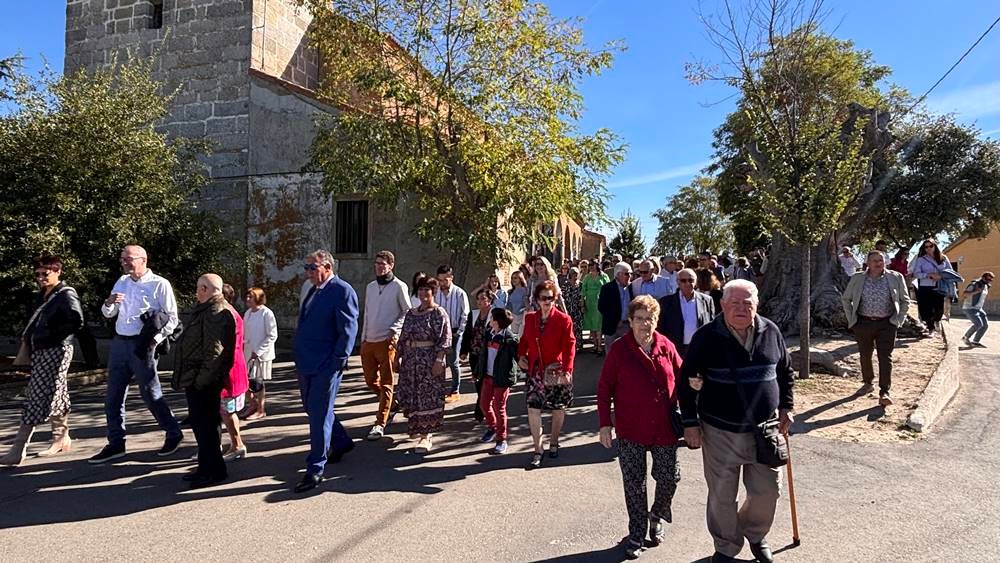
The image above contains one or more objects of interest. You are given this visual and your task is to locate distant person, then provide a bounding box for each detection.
[888,249,909,276]
[730,257,755,282]
[696,268,724,314]
[841,251,911,407]
[172,274,235,488]
[598,262,635,351]
[631,259,671,300]
[1,255,84,466]
[506,270,530,336]
[410,271,428,308]
[241,287,277,421]
[962,272,993,347]
[582,261,610,355]
[475,308,520,454]
[656,268,715,358]
[838,246,862,276]
[911,239,950,335]
[293,251,359,493]
[90,245,183,464]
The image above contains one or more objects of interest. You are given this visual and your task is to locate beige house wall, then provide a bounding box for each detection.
[946,226,1000,314]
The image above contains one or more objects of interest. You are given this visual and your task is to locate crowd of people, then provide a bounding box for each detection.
[2,239,992,562]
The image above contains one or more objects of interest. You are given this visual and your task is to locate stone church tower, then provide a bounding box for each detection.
[64,0,504,326]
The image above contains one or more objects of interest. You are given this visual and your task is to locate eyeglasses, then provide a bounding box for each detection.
[537,295,555,302]
[632,315,654,324]
[678,279,695,284]
[303,263,320,271]
[120,256,144,263]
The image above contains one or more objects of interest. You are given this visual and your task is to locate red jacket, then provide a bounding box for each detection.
[518,308,576,375]
[598,331,681,446]
[223,304,249,399]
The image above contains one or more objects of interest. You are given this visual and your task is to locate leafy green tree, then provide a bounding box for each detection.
[691,1,896,377]
[609,210,646,262]
[0,56,229,332]
[866,116,1000,248]
[303,0,625,283]
[651,176,734,257]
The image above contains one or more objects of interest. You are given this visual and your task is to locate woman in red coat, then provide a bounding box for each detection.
[518,280,576,470]
[598,295,683,559]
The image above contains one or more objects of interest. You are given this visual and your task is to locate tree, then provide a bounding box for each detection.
[304,0,625,284]
[609,210,646,262]
[866,116,1000,248]
[0,55,229,332]
[691,1,895,378]
[0,55,20,100]
[651,176,734,257]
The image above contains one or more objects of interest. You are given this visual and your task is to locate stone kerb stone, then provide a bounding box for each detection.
[906,320,961,432]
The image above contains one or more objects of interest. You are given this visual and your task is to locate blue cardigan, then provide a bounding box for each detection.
[294,276,359,376]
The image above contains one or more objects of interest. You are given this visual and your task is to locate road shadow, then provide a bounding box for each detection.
[793,387,885,434]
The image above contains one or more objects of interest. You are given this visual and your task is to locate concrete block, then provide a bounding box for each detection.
[907,320,961,432]
[213,100,249,117]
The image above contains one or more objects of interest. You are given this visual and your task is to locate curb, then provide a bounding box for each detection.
[907,320,961,432]
[0,368,109,402]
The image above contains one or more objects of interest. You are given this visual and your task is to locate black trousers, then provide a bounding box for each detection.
[617,438,680,546]
[470,353,484,421]
[852,318,897,394]
[916,286,945,332]
[186,385,226,479]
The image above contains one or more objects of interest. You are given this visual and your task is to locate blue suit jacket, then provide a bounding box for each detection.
[294,276,359,376]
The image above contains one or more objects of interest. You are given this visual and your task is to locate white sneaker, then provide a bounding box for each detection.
[366,424,385,441]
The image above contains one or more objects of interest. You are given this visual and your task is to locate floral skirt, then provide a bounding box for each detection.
[396,347,446,435]
[22,345,73,426]
[525,370,573,411]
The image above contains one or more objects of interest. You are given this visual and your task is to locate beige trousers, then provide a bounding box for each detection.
[701,422,782,557]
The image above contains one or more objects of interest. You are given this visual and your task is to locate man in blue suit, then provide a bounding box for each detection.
[293,250,359,493]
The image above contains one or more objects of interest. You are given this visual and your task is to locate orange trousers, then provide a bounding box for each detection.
[360,340,396,426]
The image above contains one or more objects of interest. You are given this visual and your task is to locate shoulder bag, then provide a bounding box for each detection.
[14,287,71,367]
[728,344,788,468]
[534,314,570,386]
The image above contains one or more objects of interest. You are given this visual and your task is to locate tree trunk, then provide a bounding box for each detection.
[798,243,811,379]
[759,233,850,335]
[451,250,472,289]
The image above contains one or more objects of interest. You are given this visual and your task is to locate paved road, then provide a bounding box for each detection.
[1,319,997,562]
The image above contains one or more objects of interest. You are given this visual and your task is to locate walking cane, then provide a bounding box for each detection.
[784,431,801,547]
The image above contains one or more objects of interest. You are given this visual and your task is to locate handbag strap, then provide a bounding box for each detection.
[22,287,71,339]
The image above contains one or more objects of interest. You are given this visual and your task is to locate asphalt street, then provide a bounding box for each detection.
[1,318,997,562]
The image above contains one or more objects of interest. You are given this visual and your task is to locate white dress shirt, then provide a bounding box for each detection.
[100,270,178,342]
[680,293,698,345]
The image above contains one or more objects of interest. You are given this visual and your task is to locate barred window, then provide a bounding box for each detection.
[335,200,369,255]
[149,1,163,29]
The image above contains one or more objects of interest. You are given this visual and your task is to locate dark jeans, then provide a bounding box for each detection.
[447,334,463,394]
[105,336,182,445]
[853,318,897,395]
[185,385,226,479]
[916,286,945,332]
[470,352,484,421]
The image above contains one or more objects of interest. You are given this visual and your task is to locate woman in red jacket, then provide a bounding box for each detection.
[518,280,576,470]
[598,295,683,560]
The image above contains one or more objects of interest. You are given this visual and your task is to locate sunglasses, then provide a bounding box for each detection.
[303,263,321,271]
[33,270,53,279]
[537,295,555,302]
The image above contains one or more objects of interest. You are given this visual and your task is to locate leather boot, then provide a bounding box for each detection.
[37,415,72,457]
[0,424,36,466]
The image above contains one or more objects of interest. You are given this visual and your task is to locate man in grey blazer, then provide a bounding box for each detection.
[656,268,716,358]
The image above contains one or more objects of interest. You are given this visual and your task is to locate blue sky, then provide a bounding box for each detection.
[3,2,1000,246]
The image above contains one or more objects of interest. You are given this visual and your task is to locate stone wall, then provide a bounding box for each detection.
[251,0,318,90]
[65,0,253,179]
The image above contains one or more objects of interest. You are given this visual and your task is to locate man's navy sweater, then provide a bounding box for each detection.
[679,314,794,433]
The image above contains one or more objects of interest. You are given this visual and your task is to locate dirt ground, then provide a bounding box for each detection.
[792,330,946,443]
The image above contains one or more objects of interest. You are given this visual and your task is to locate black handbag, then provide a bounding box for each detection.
[753,416,789,468]
[635,342,684,442]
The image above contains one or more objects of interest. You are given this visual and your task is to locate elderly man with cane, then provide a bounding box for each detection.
[679,279,795,563]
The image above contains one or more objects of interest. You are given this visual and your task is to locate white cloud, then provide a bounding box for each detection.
[607,160,711,189]
[928,80,1000,120]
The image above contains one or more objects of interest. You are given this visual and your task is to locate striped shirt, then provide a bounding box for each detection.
[436,285,470,336]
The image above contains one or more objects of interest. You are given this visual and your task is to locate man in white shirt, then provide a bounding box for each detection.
[631,259,672,300]
[656,268,716,357]
[839,246,862,276]
[89,245,184,464]
[436,265,470,403]
[361,251,411,440]
[659,257,679,296]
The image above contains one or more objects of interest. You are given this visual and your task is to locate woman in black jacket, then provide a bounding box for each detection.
[1,255,84,466]
[475,308,520,454]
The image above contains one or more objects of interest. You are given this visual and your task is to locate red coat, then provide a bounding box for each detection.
[598,331,681,446]
[518,308,576,375]
[223,304,249,399]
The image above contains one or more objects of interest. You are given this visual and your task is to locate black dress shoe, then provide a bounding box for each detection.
[711,553,736,563]
[749,539,774,563]
[188,473,227,489]
[328,440,355,463]
[294,473,324,493]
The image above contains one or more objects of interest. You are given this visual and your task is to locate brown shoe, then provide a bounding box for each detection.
[444,392,460,404]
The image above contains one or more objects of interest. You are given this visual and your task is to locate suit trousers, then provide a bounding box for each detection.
[852,318,896,394]
[298,370,352,475]
[185,385,226,479]
[701,423,781,558]
[360,340,395,426]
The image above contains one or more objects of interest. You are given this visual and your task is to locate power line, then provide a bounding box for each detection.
[904,14,1000,116]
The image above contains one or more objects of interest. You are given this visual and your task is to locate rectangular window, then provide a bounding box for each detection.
[150,1,163,29]
[335,200,369,255]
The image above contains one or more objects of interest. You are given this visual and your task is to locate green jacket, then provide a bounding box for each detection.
[474,329,521,388]
[172,296,235,391]
[841,270,910,328]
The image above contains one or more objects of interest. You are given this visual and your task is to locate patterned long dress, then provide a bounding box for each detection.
[563,282,584,344]
[395,306,452,436]
[582,272,609,332]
